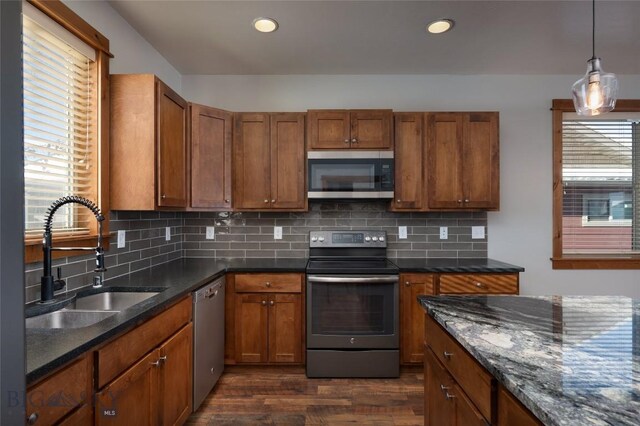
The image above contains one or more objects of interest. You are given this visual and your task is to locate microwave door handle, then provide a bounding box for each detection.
[307,275,398,284]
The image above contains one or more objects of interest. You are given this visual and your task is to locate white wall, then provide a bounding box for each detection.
[63,0,182,91]
[183,74,640,297]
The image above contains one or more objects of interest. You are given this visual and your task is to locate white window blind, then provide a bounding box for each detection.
[23,5,96,237]
[562,113,640,255]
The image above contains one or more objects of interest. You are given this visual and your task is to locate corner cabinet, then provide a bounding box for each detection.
[307,109,393,150]
[233,113,307,210]
[111,74,188,210]
[189,104,233,210]
[426,112,499,210]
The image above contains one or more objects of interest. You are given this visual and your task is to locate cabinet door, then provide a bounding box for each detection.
[497,385,542,426]
[270,113,307,210]
[95,350,160,426]
[350,110,392,149]
[190,104,232,209]
[159,323,193,426]
[453,383,488,426]
[400,274,434,364]
[157,80,188,208]
[233,113,272,209]
[307,110,350,149]
[463,112,499,209]
[425,348,454,426]
[235,293,269,363]
[393,113,424,210]
[268,294,302,363]
[427,113,464,209]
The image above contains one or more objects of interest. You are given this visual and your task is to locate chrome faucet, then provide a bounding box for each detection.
[40,196,107,303]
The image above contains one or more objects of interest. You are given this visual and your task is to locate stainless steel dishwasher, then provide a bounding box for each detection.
[192,276,225,411]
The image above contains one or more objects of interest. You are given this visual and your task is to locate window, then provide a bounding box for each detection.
[22,0,111,263]
[552,100,640,269]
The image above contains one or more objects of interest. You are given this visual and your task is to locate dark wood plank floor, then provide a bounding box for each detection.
[187,366,424,425]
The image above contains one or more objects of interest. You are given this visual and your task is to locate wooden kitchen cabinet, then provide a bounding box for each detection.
[392,113,425,211]
[497,385,542,426]
[233,113,306,210]
[307,109,393,150]
[189,104,233,210]
[111,74,188,210]
[95,297,192,425]
[233,273,304,364]
[400,273,434,364]
[26,354,92,425]
[427,112,499,210]
[438,273,519,295]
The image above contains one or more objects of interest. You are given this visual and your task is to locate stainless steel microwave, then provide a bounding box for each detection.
[307,151,394,199]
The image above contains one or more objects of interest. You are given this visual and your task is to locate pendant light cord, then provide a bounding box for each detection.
[592,0,596,59]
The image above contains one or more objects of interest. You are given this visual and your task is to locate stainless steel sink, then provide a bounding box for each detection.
[70,291,159,311]
[26,309,117,329]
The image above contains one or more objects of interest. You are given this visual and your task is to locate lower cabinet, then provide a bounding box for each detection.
[95,297,193,426]
[231,273,304,365]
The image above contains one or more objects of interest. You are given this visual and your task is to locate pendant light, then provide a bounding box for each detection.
[572,0,618,116]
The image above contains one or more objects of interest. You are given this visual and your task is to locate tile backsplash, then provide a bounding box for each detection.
[24,201,487,303]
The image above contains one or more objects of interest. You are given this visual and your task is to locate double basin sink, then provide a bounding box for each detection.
[26,291,159,329]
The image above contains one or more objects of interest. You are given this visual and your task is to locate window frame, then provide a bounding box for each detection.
[23,0,112,263]
[551,99,640,269]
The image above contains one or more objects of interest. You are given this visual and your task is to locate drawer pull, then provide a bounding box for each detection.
[265,282,271,287]
[475,282,486,288]
[262,300,267,306]
[445,391,456,400]
[440,384,450,393]
[270,300,275,306]
[27,413,38,425]
[443,351,453,359]
[159,355,167,364]
[404,281,410,286]
[150,359,161,367]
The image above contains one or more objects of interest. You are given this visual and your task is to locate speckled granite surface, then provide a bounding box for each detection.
[26,258,308,384]
[391,257,524,273]
[419,295,640,426]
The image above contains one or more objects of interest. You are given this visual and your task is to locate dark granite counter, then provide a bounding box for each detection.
[26,257,307,384]
[419,295,640,426]
[391,257,524,273]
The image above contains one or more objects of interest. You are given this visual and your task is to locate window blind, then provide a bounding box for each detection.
[562,113,640,254]
[23,8,95,237]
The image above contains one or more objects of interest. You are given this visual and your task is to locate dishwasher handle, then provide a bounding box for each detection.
[307,275,398,284]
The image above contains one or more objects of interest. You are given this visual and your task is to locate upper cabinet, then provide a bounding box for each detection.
[233,113,307,210]
[392,113,425,211]
[111,74,188,210]
[189,104,233,210]
[426,112,500,210]
[307,109,393,150]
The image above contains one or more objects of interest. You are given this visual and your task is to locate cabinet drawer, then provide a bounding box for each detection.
[425,315,494,421]
[26,355,91,426]
[235,273,302,293]
[439,274,518,294]
[97,296,191,388]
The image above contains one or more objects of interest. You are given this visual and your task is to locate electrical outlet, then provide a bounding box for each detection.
[398,226,408,239]
[206,226,215,240]
[472,226,486,239]
[439,227,448,240]
[274,226,283,240]
[117,230,126,248]
[165,227,171,241]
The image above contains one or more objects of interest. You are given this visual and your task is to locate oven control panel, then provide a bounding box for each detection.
[309,230,387,248]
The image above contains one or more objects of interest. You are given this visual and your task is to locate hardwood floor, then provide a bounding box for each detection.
[187,366,424,425]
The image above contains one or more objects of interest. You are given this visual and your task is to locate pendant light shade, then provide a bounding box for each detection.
[572,0,618,116]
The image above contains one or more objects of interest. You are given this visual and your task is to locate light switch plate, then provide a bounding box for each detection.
[165,227,171,241]
[206,226,215,240]
[472,226,486,239]
[398,226,408,239]
[117,230,125,248]
[439,227,448,240]
[274,226,283,240]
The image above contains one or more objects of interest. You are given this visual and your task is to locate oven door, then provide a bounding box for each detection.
[307,152,394,198]
[306,275,399,349]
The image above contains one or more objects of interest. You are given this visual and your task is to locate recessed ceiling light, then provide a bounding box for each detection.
[427,19,454,34]
[253,17,279,33]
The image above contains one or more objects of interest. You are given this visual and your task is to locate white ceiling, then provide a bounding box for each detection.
[107,0,640,75]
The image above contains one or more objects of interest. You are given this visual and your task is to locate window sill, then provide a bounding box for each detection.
[551,257,640,270]
[25,234,111,264]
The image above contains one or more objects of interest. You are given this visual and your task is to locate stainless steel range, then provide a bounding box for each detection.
[306,230,400,378]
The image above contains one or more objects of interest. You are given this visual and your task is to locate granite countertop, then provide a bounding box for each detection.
[26,257,308,384]
[419,295,640,426]
[390,257,524,273]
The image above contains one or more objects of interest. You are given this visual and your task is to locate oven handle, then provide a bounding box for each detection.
[307,275,399,284]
